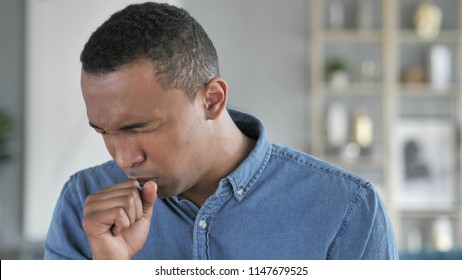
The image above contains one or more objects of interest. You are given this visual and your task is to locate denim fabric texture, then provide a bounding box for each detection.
[44,110,398,259]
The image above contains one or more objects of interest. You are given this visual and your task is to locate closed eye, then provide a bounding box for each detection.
[119,121,152,131]
[88,120,164,135]
[89,122,106,134]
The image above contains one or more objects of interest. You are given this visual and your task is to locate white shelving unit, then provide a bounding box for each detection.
[309,0,462,252]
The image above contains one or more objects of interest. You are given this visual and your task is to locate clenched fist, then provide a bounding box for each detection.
[82,179,157,259]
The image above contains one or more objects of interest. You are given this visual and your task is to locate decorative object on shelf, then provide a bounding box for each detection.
[432,216,454,251]
[395,119,456,211]
[413,2,442,40]
[325,57,349,89]
[402,66,427,84]
[326,102,348,149]
[0,110,12,165]
[328,0,345,29]
[342,107,373,160]
[344,142,361,159]
[360,60,379,82]
[351,107,373,149]
[428,44,451,91]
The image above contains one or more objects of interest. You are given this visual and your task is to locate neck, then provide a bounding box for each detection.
[182,112,256,207]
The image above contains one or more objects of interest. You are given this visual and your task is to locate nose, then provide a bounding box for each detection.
[105,134,145,169]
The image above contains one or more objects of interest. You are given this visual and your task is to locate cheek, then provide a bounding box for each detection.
[138,134,170,162]
[181,123,209,159]
[153,127,200,165]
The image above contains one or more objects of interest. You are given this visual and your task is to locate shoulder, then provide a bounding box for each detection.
[270,144,369,186]
[69,160,125,183]
[265,144,378,204]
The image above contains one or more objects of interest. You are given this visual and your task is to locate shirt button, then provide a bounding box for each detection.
[237,187,244,196]
[199,220,207,229]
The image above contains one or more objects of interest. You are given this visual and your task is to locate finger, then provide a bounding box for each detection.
[141,180,157,220]
[111,206,131,236]
[83,206,131,237]
[85,181,140,209]
[97,179,139,194]
[84,188,142,225]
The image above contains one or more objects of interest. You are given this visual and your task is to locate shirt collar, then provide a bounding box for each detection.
[226,109,272,201]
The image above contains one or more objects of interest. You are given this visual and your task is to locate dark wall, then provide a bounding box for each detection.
[0,0,27,258]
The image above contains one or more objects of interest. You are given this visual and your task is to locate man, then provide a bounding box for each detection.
[44,2,398,260]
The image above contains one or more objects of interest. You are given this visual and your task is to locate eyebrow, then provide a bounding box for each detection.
[89,121,152,132]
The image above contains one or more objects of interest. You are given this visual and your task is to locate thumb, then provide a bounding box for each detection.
[141,181,157,219]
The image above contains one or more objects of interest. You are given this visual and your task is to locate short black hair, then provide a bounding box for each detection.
[80,2,220,100]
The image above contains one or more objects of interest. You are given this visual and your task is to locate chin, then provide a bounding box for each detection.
[156,186,178,199]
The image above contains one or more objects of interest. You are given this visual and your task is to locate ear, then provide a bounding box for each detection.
[201,77,228,120]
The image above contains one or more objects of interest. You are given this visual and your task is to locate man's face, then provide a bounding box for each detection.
[81,60,210,198]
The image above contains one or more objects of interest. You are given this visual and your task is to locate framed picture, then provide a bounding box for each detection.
[395,119,457,210]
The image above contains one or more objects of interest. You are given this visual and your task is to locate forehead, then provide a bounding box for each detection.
[80,60,187,129]
[81,60,158,92]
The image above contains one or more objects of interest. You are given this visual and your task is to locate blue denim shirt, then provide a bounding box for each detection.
[44,110,398,259]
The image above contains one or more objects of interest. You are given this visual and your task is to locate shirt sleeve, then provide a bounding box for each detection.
[327,182,399,260]
[44,177,92,260]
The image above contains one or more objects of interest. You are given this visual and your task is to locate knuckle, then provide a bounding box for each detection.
[84,195,93,205]
[81,218,89,230]
[114,207,130,227]
[122,192,137,208]
[81,215,96,232]
[115,206,127,218]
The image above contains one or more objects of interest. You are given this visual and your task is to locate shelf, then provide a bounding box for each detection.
[399,83,460,96]
[323,29,383,43]
[400,211,461,220]
[323,82,384,96]
[399,29,461,44]
[322,156,384,171]
[310,0,462,253]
